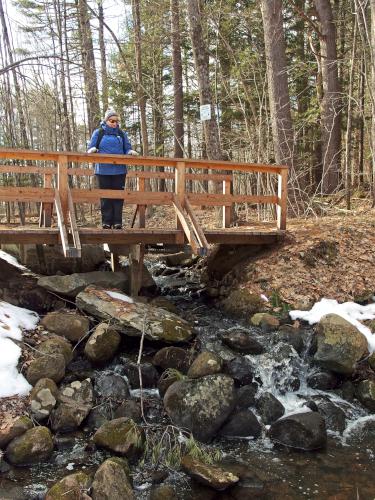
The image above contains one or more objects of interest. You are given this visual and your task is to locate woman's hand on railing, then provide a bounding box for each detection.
[87,147,98,153]
[127,150,139,156]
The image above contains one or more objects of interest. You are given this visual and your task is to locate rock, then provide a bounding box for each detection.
[157,370,185,398]
[220,330,265,354]
[95,372,130,399]
[37,337,73,364]
[181,455,239,491]
[269,411,327,450]
[250,313,280,332]
[187,352,223,378]
[93,418,145,460]
[26,353,66,386]
[114,400,142,423]
[223,357,254,386]
[356,380,375,411]
[205,245,262,281]
[152,346,194,374]
[344,419,375,446]
[314,314,368,374]
[307,370,339,390]
[45,471,92,500]
[120,357,159,389]
[76,286,193,343]
[368,352,375,371]
[149,297,178,314]
[219,409,262,438]
[0,416,33,449]
[50,379,94,432]
[86,407,111,431]
[316,399,346,434]
[164,374,236,442]
[235,384,258,409]
[30,378,58,421]
[5,426,53,465]
[163,251,191,267]
[91,457,134,500]
[255,392,285,425]
[274,325,304,354]
[41,310,90,343]
[38,268,154,298]
[222,289,263,317]
[150,485,177,500]
[84,323,121,364]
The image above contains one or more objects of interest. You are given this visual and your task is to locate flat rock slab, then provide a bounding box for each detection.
[76,285,193,343]
[181,455,239,491]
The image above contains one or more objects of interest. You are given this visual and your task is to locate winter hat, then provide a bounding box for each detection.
[104,109,119,121]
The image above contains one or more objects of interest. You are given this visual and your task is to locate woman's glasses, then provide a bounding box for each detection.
[108,119,120,124]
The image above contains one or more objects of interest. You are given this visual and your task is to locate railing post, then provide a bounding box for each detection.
[277,169,287,230]
[138,177,146,228]
[175,161,186,243]
[58,155,69,223]
[222,178,233,228]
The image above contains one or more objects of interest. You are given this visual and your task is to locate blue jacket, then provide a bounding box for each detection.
[88,123,132,175]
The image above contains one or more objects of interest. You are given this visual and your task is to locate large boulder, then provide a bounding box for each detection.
[93,418,145,460]
[91,458,134,500]
[163,374,236,442]
[356,380,375,411]
[38,265,155,298]
[5,426,53,465]
[269,411,327,450]
[314,314,368,374]
[26,353,66,386]
[84,323,121,364]
[222,289,264,318]
[0,416,33,449]
[181,455,239,491]
[50,379,94,432]
[45,471,92,500]
[41,311,90,343]
[29,378,58,421]
[76,285,193,343]
[21,244,105,275]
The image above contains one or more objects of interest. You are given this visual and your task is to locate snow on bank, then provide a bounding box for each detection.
[0,301,39,398]
[0,250,27,270]
[290,298,375,353]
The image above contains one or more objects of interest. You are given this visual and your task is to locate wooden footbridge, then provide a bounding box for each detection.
[0,148,287,292]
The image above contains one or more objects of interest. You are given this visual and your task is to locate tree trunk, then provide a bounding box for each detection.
[131,0,149,155]
[76,0,101,134]
[171,0,184,158]
[98,0,109,112]
[260,0,295,170]
[371,0,375,203]
[186,0,223,160]
[313,0,342,194]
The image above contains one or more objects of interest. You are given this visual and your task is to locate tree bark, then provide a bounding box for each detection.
[171,0,184,158]
[131,0,149,155]
[260,0,295,170]
[186,0,223,160]
[313,0,342,194]
[76,0,101,134]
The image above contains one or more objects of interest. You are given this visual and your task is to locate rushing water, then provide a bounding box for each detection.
[1,258,375,499]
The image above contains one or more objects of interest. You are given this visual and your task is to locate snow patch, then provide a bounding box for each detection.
[0,301,39,398]
[106,290,134,303]
[290,298,375,352]
[0,250,26,270]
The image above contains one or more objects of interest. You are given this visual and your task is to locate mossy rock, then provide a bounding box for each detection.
[5,426,53,466]
[222,289,263,317]
[41,311,90,342]
[26,353,66,386]
[91,458,134,500]
[356,380,375,411]
[45,471,91,500]
[250,313,280,332]
[187,352,223,379]
[0,416,33,449]
[30,378,58,421]
[93,418,145,460]
[84,323,121,364]
[37,337,73,364]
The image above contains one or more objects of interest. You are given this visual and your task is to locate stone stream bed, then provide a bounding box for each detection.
[1,256,375,499]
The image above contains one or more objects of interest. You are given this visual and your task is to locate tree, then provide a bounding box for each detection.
[171,0,184,158]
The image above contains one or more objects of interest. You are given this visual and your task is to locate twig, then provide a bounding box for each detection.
[138,313,147,423]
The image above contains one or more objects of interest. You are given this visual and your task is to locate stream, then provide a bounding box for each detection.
[1,256,375,499]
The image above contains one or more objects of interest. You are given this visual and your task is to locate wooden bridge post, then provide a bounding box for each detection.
[175,161,185,243]
[39,172,53,227]
[222,179,233,228]
[57,155,69,223]
[277,169,287,230]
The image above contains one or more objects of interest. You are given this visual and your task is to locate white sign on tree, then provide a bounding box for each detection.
[200,104,211,121]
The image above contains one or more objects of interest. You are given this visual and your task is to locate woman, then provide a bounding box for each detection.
[88,109,138,229]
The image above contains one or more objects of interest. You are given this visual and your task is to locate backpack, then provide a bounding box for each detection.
[95,127,127,153]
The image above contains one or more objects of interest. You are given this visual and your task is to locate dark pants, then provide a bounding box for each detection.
[96,174,126,226]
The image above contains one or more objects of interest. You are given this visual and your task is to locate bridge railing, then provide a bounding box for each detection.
[0,148,288,233]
